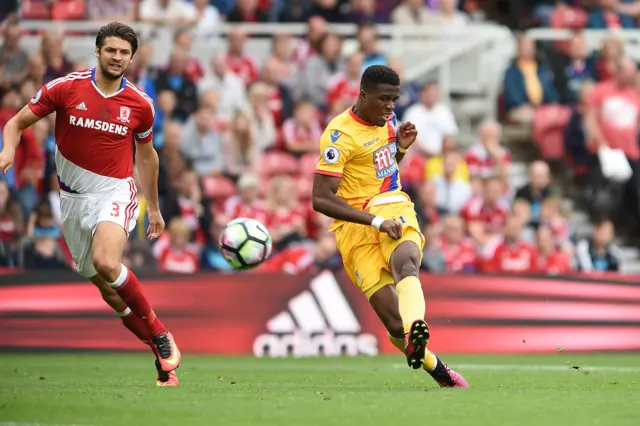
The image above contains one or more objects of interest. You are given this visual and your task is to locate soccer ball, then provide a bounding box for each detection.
[219,218,273,270]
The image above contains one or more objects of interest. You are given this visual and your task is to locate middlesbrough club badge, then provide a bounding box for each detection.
[117,106,131,123]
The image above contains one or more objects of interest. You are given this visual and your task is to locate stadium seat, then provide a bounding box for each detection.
[299,153,319,177]
[51,0,86,21]
[201,176,237,200]
[550,4,588,29]
[532,104,572,160]
[260,151,299,177]
[20,0,51,20]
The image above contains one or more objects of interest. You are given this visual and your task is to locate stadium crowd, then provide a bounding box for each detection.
[0,0,630,276]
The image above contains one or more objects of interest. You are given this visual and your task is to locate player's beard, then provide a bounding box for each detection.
[100,59,126,81]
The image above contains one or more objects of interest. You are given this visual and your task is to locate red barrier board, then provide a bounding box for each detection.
[1,271,639,355]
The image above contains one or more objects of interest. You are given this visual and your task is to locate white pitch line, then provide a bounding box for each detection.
[391,363,640,373]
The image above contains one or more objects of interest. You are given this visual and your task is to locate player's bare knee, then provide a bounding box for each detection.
[92,252,121,282]
[392,244,421,281]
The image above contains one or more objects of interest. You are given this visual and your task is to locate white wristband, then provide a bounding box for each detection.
[371,216,385,230]
[398,145,408,154]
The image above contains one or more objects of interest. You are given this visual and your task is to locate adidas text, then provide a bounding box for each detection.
[253,329,378,358]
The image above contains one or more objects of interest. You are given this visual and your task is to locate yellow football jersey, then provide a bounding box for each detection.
[315,107,405,231]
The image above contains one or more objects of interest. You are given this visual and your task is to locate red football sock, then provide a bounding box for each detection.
[119,308,154,348]
[109,266,166,336]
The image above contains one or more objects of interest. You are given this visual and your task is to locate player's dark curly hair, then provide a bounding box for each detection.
[96,22,138,56]
[360,65,400,92]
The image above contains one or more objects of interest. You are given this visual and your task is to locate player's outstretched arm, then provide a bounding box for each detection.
[312,173,402,239]
[135,141,164,240]
[0,106,41,174]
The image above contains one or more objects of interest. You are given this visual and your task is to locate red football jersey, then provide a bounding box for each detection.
[484,240,537,273]
[461,196,510,234]
[225,53,258,86]
[27,69,154,194]
[464,144,511,177]
[326,74,360,107]
[437,237,478,273]
[223,196,268,224]
[536,250,572,275]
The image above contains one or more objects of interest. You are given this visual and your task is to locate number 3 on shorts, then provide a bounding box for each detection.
[110,202,120,217]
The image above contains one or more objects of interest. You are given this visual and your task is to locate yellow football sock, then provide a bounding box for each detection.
[387,332,404,352]
[396,276,426,334]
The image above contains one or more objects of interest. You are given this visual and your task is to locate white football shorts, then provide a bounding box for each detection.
[60,178,140,277]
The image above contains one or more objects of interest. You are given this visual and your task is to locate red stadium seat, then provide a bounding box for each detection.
[299,152,319,177]
[20,0,51,20]
[532,104,572,160]
[260,151,299,177]
[51,0,86,20]
[550,4,588,29]
[296,177,314,201]
[201,176,236,200]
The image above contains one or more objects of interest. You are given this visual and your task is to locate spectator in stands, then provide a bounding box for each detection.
[270,33,297,87]
[224,111,260,177]
[414,180,445,227]
[199,54,248,123]
[431,0,469,37]
[153,90,178,150]
[420,134,466,176]
[535,224,573,275]
[126,42,158,98]
[575,218,623,272]
[312,233,341,270]
[140,0,197,25]
[461,175,510,247]
[587,0,636,29]
[503,35,558,123]
[222,173,267,223]
[0,24,27,90]
[298,32,343,108]
[281,99,322,156]
[539,195,572,254]
[514,160,552,226]
[483,213,537,274]
[264,174,306,251]
[87,0,135,21]
[594,36,624,82]
[347,0,390,23]
[225,28,259,87]
[403,81,458,157]
[260,57,294,126]
[41,31,73,83]
[156,217,200,274]
[433,151,473,214]
[530,0,559,26]
[17,78,36,112]
[436,215,478,273]
[421,222,447,272]
[564,81,594,173]
[387,58,420,121]
[356,22,387,69]
[309,0,345,22]
[24,54,47,89]
[192,0,222,38]
[21,200,67,270]
[291,15,328,67]
[173,28,205,83]
[326,52,363,114]
[584,58,640,223]
[158,121,188,197]
[248,82,277,151]
[392,0,433,25]
[0,180,23,267]
[227,0,270,22]
[181,106,225,177]
[549,32,596,105]
[162,167,210,247]
[155,50,199,121]
[512,198,536,242]
[465,119,510,184]
[201,220,235,271]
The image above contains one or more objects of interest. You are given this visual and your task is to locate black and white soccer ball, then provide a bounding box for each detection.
[219,218,273,270]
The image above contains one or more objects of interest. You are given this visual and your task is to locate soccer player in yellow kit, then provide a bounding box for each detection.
[313,65,468,388]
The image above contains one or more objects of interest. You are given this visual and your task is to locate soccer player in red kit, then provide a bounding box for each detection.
[0,22,181,386]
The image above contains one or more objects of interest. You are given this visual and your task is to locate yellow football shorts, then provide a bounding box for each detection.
[335,196,425,299]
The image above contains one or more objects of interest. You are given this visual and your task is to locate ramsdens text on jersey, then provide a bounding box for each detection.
[69,115,129,136]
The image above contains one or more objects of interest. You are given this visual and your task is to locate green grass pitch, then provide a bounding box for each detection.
[1,353,638,426]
